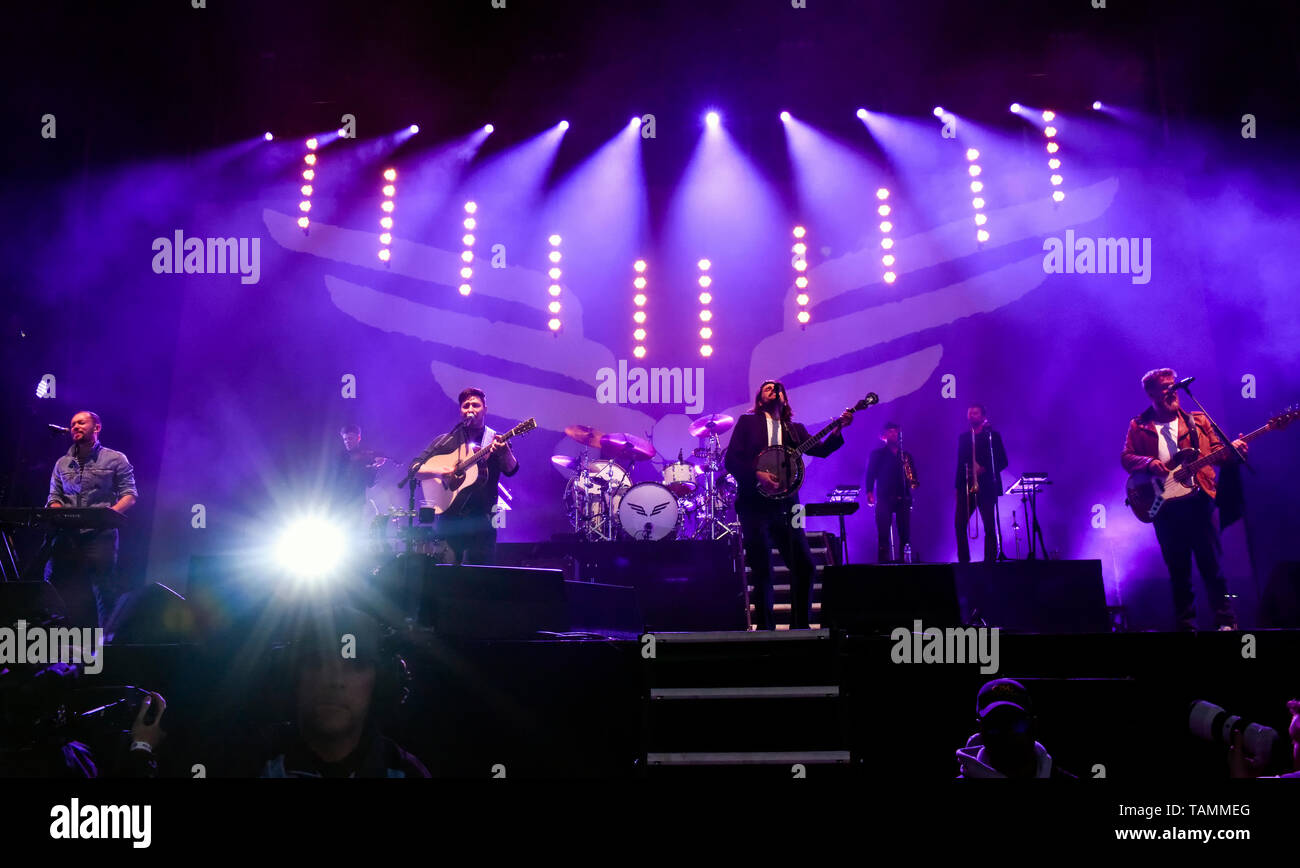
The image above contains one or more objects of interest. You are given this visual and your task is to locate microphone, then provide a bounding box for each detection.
[48,424,69,432]
[1164,376,1195,394]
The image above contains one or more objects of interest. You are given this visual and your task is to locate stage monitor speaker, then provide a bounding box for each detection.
[0,581,66,627]
[106,581,196,644]
[953,560,1108,633]
[821,564,961,635]
[564,581,642,638]
[1259,561,1300,628]
[371,559,569,639]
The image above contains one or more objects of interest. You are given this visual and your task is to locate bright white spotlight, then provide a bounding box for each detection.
[1009,103,1021,113]
[856,109,868,120]
[274,517,348,579]
[1092,101,1102,111]
[630,116,641,127]
[263,132,273,141]
[779,111,791,122]
[932,107,945,118]
[558,120,570,131]
[484,123,495,134]
[705,111,720,129]
[409,124,420,134]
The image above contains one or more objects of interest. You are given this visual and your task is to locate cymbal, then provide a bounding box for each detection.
[564,424,605,448]
[551,454,581,477]
[689,413,734,438]
[601,432,655,461]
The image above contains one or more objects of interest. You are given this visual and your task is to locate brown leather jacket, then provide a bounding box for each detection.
[1121,407,1225,498]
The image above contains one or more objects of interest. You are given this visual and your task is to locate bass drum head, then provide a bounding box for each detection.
[617,482,680,540]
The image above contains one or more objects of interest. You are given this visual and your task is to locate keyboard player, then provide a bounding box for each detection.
[45,411,138,629]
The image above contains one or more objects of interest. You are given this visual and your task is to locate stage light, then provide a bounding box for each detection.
[1048,158,1060,170]
[302,169,315,181]
[796,311,810,324]
[878,204,890,216]
[793,224,812,325]
[630,116,641,127]
[698,292,712,305]
[876,188,889,200]
[977,229,990,243]
[548,318,561,331]
[697,257,714,352]
[461,251,474,263]
[882,254,895,266]
[968,165,981,177]
[631,259,647,358]
[460,267,473,279]
[883,272,896,284]
[965,148,980,161]
[273,517,348,580]
[780,111,791,122]
[463,217,477,230]
[700,345,713,357]
[1046,142,1059,153]
[299,201,311,212]
[1044,126,1057,138]
[462,234,475,246]
[974,213,987,226]
[1042,117,1064,202]
[409,124,420,134]
[465,201,478,214]
[881,237,894,250]
[548,284,562,297]
[1041,110,1055,122]
[384,168,397,182]
[297,216,309,229]
[380,216,393,229]
[697,259,711,271]
[380,232,392,245]
[548,267,561,280]
[1049,175,1063,185]
[485,124,495,133]
[970,180,983,193]
[699,275,713,287]
[972,198,985,209]
[856,109,868,120]
[1052,190,1065,202]
[382,184,395,197]
[633,346,647,359]
[1009,103,1021,113]
[549,251,562,263]
[548,301,561,314]
[933,107,945,118]
[559,120,570,131]
[879,221,893,233]
[1092,101,1102,111]
[263,132,273,141]
[381,200,394,213]
[304,153,316,166]
[549,234,562,246]
[301,185,313,196]
[705,111,720,129]
[459,284,472,296]
[306,138,318,150]
[377,249,391,262]
[699,327,712,340]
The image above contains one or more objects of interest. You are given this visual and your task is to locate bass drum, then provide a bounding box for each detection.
[616,482,681,541]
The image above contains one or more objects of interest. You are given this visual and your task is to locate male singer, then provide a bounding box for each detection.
[954,404,1008,563]
[865,422,917,563]
[724,380,854,630]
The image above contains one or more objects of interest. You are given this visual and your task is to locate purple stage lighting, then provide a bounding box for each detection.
[705,111,720,129]
[779,111,791,122]
[263,132,273,141]
[484,123,494,134]
[630,116,641,127]
[932,107,945,118]
[1092,101,1102,110]
[409,124,420,134]
[1009,103,1021,113]
[558,120,570,131]
[856,109,868,120]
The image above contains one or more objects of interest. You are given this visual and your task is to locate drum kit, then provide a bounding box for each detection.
[554,414,739,542]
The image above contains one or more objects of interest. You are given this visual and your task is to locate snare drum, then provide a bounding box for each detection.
[617,482,680,540]
[661,460,698,496]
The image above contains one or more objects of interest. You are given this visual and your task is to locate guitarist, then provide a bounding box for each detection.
[1121,368,1248,631]
[416,388,519,565]
[724,380,853,630]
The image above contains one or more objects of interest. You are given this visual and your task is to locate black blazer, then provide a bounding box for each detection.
[724,412,844,510]
[954,427,1008,502]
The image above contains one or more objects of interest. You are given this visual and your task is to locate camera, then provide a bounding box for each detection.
[1189,700,1281,767]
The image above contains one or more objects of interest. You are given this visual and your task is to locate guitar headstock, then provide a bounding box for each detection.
[852,393,880,412]
[1269,406,1300,431]
[510,417,538,438]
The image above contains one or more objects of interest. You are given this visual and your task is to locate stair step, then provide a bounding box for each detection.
[646,750,851,766]
[651,685,839,700]
[644,629,830,644]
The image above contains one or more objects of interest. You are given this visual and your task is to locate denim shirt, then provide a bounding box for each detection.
[47,442,138,512]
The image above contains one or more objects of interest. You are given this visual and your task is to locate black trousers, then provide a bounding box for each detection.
[1153,491,1236,629]
[738,502,817,629]
[875,499,912,563]
[437,514,498,566]
[955,494,999,563]
[44,529,120,629]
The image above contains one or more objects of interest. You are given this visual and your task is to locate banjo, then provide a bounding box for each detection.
[755,392,879,499]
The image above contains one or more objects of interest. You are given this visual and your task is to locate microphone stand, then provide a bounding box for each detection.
[1181,383,1252,473]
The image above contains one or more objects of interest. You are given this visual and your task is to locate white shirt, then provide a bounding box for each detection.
[1157,417,1179,463]
[765,414,782,447]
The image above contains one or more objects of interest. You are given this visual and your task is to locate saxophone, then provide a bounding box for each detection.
[899,430,918,503]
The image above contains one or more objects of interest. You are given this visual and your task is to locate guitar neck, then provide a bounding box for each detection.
[793,417,842,457]
[1184,422,1271,474]
[455,428,520,472]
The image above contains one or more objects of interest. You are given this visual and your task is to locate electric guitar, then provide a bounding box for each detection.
[755,393,879,499]
[419,417,537,514]
[1124,407,1297,523]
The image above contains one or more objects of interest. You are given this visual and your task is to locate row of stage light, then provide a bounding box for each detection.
[266,101,1098,354]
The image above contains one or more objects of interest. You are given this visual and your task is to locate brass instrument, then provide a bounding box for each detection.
[898,429,918,503]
